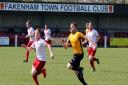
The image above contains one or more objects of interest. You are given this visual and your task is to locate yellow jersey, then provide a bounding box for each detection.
[67,32,85,54]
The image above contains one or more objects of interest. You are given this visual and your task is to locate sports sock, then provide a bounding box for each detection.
[90,60,95,71]
[93,58,100,64]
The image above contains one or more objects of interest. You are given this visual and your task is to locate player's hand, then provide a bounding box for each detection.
[51,55,54,59]
[92,42,97,47]
[50,51,54,59]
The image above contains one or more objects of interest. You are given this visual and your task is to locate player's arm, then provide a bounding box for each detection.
[25,28,35,38]
[42,39,54,59]
[25,34,34,38]
[78,32,88,45]
[49,29,51,35]
[82,36,88,45]
[96,35,100,43]
[61,38,70,49]
[21,44,33,52]
[25,32,34,38]
[79,32,96,46]
[95,30,100,43]
[46,43,54,59]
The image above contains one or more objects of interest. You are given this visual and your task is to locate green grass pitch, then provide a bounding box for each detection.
[0,47,128,85]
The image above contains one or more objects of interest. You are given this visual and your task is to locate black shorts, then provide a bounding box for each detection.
[69,54,84,70]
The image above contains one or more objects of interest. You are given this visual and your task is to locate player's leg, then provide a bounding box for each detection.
[87,47,90,57]
[91,48,100,64]
[36,61,46,78]
[90,47,100,72]
[88,47,96,71]
[67,55,88,85]
[34,58,46,78]
[89,57,95,72]
[67,63,87,85]
[31,65,39,85]
[31,58,40,85]
[24,41,33,62]
[39,61,46,78]
[31,58,46,85]
[41,68,47,78]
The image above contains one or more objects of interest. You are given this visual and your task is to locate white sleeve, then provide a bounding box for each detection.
[49,29,51,34]
[31,28,34,34]
[48,29,51,34]
[85,33,88,38]
[30,27,35,34]
[41,39,47,46]
[95,30,99,36]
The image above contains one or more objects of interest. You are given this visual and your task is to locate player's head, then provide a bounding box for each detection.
[35,28,41,40]
[70,22,77,33]
[26,20,31,28]
[88,21,93,30]
[44,24,48,29]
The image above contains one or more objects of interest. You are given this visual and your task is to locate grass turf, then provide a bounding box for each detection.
[0,47,128,85]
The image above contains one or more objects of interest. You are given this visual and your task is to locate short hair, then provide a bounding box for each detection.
[88,21,93,26]
[26,20,31,25]
[70,21,78,28]
[35,27,41,33]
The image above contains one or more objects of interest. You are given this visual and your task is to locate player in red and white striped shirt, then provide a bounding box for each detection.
[22,28,53,85]
[23,20,35,62]
[44,24,54,59]
[85,21,100,72]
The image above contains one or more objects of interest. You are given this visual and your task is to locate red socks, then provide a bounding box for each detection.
[90,60,95,70]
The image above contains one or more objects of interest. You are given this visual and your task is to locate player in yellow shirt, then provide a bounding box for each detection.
[61,22,89,85]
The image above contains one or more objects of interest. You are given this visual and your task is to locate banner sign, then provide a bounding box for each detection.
[0,37,9,45]
[0,2,114,13]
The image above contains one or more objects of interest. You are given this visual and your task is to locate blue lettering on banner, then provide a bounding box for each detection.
[60,5,64,11]
[93,5,109,13]
[68,5,73,11]
[2,2,114,13]
[5,3,39,11]
[76,5,80,11]
[8,3,14,9]
[41,4,58,11]
[60,4,92,12]
[61,5,74,12]
[104,5,108,12]
[93,5,97,12]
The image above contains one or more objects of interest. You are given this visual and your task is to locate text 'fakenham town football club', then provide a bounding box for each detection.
[1,2,113,13]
